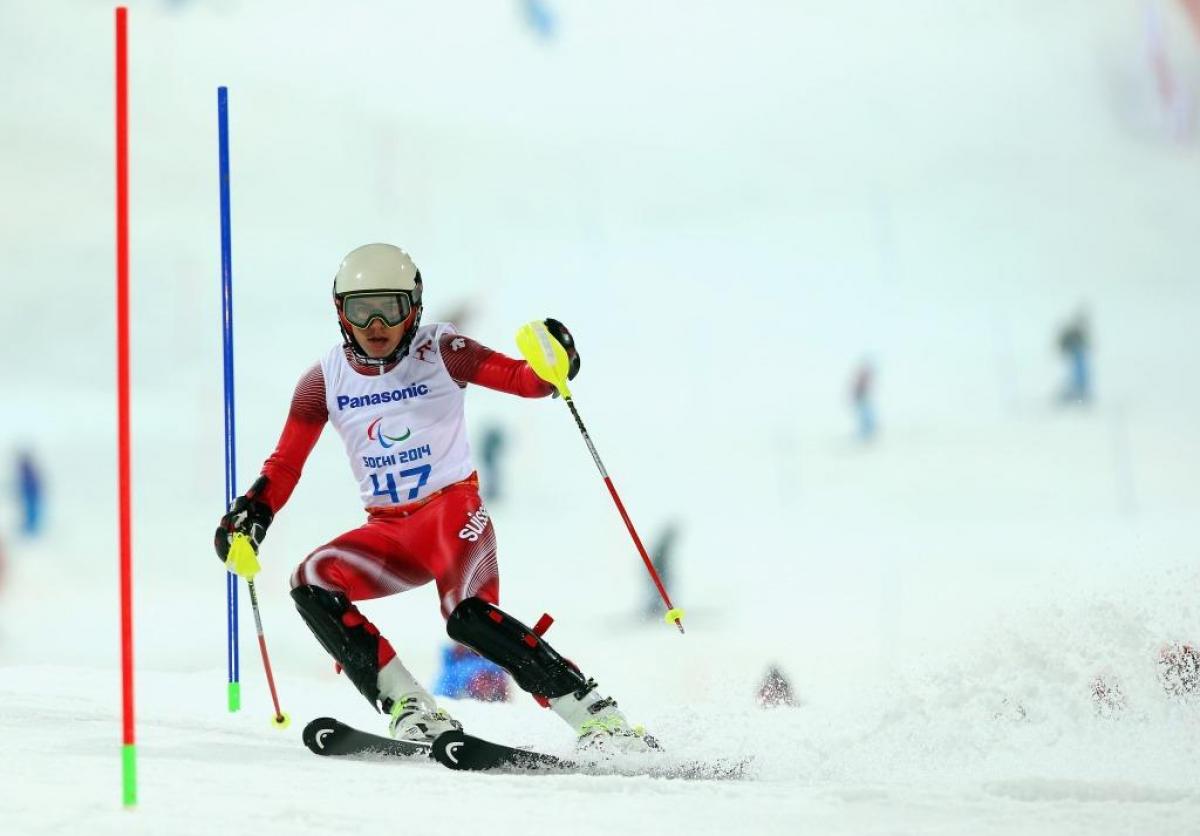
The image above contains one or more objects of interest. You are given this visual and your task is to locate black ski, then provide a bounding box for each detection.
[431,729,572,772]
[301,717,567,771]
[303,716,751,780]
[303,717,432,760]
[430,730,750,779]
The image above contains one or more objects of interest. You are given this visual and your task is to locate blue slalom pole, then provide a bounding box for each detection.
[218,85,240,713]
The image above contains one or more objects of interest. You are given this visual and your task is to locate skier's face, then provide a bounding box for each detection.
[351,318,405,359]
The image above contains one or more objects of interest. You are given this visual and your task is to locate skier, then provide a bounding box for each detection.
[849,360,877,442]
[214,243,656,753]
[477,422,509,503]
[640,521,679,622]
[1056,310,1092,405]
[15,449,44,537]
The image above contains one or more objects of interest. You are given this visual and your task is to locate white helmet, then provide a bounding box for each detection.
[332,243,424,365]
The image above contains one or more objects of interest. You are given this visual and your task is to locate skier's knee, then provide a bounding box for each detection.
[291,583,347,616]
[288,563,305,590]
[291,546,340,591]
[446,597,587,699]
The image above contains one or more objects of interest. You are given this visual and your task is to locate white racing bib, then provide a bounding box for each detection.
[321,323,474,508]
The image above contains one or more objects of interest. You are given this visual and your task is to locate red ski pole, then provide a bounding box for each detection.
[226,535,290,727]
[247,576,289,728]
[564,399,684,634]
[517,322,684,634]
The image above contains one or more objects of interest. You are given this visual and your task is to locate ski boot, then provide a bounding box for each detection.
[386,694,462,743]
[550,679,661,755]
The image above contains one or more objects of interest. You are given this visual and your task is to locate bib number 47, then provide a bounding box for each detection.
[370,465,432,504]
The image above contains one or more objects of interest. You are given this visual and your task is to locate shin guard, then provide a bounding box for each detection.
[291,584,390,709]
[446,597,588,699]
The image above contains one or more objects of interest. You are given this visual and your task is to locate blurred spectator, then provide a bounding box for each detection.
[850,360,877,442]
[1056,310,1092,405]
[1143,0,1197,142]
[1093,642,1196,714]
[16,450,44,537]
[1158,642,1198,699]
[1091,671,1126,718]
[478,423,509,503]
[757,664,797,708]
[642,521,680,621]
[433,643,510,702]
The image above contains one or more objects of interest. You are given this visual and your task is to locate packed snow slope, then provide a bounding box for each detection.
[1,1,1199,834]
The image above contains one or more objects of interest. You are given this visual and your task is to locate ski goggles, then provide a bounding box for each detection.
[341,292,415,328]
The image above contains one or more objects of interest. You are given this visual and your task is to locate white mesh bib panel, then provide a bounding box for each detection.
[321,323,474,508]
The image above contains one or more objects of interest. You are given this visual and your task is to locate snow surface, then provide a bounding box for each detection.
[2,1,1200,834]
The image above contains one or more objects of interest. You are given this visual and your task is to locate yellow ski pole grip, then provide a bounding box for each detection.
[515,321,573,399]
[225,532,261,579]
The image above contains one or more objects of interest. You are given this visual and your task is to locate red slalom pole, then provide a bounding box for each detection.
[115,5,137,808]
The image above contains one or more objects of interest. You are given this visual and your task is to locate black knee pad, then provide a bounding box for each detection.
[446,597,587,699]
[291,584,383,709]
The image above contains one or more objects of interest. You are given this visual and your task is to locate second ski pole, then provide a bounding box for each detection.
[516,320,685,634]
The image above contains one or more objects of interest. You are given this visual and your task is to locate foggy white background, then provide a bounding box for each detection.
[1,1,1198,833]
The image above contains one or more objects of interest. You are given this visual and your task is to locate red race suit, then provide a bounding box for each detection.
[253,327,552,667]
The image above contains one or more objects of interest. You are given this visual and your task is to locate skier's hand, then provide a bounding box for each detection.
[543,318,580,382]
[215,476,273,578]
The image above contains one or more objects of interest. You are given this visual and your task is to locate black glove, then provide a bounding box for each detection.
[214,475,274,564]
[544,318,580,381]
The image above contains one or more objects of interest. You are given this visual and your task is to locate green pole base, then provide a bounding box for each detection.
[228,681,241,713]
[122,743,137,807]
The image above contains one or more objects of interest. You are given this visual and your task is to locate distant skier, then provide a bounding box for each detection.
[214,244,657,752]
[1057,310,1092,405]
[477,423,509,503]
[850,360,877,442]
[520,0,556,39]
[15,450,44,537]
[641,522,679,621]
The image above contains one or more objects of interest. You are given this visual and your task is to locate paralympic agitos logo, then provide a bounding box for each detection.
[367,417,411,449]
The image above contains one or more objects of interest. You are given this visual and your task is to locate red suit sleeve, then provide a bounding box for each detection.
[439,333,555,397]
[257,363,328,513]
